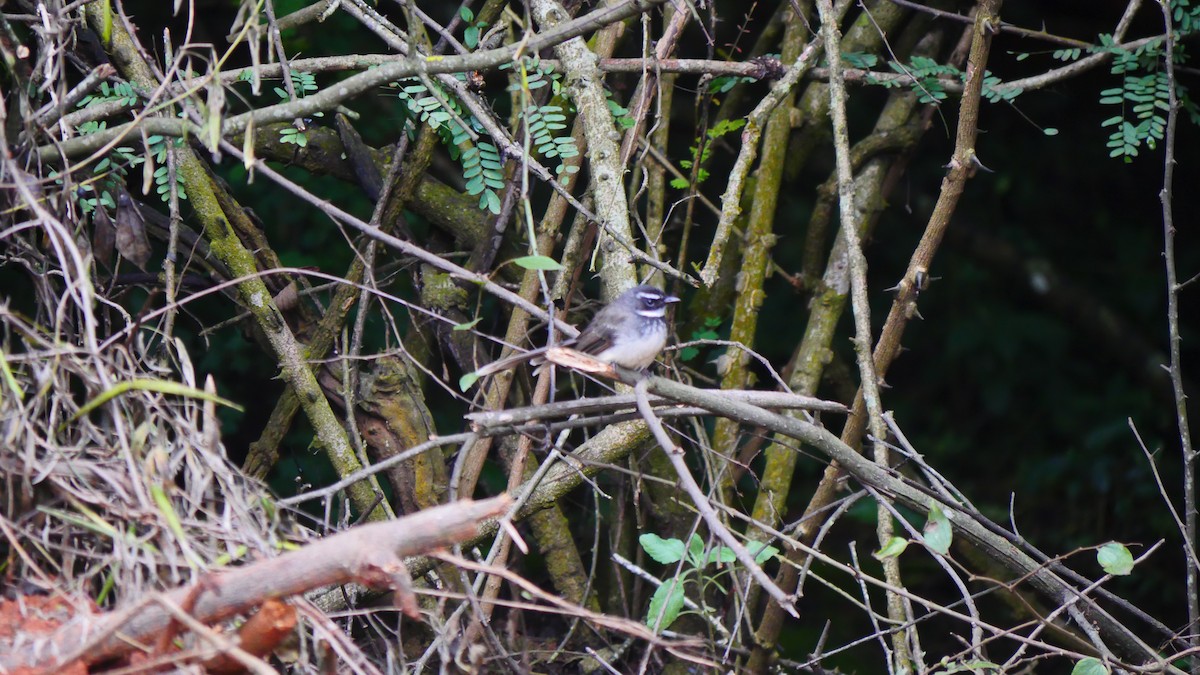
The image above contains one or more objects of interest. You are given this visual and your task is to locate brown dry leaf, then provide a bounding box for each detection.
[91,207,116,269]
[273,282,300,312]
[114,192,151,270]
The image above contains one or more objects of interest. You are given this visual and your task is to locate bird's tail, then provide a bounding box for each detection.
[470,345,552,379]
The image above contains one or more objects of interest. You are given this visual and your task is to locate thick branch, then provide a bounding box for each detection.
[1,496,511,671]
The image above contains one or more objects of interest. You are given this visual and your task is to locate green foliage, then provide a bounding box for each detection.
[525,104,579,175]
[506,58,583,175]
[874,536,909,559]
[461,141,504,213]
[51,123,186,216]
[1090,1,1200,161]
[921,503,952,555]
[1071,657,1109,675]
[63,82,185,214]
[638,532,778,632]
[982,72,1022,103]
[278,125,307,147]
[505,58,563,95]
[395,78,507,214]
[511,255,563,271]
[678,316,722,361]
[458,6,488,50]
[390,56,597,212]
[1093,34,1177,161]
[78,81,138,108]
[708,54,774,94]
[671,119,746,190]
[398,81,464,134]
[1097,541,1134,575]
[842,51,878,69]
[881,55,956,103]
[272,71,320,147]
[458,372,479,391]
[861,55,1018,105]
[273,70,318,101]
[1176,0,1200,32]
[1052,47,1083,62]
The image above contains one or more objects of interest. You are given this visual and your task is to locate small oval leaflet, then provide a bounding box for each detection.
[639,533,685,565]
[1097,541,1134,576]
[922,503,952,555]
[512,255,564,271]
[1071,656,1109,675]
[458,372,480,391]
[646,577,685,632]
[874,536,909,560]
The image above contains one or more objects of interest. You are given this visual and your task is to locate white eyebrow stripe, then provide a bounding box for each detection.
[636,291,661,301]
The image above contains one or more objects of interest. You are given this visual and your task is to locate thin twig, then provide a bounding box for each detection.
[1156,1,1197,670]
[816,0,910,664]
[632,379,799,616]
[465,389,845,427]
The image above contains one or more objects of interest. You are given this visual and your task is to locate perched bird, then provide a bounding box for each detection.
[472,285,680,379]
[567,284,681,370]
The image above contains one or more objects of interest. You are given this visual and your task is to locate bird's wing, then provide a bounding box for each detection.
[570,305,621,356]
[570,323,616,356]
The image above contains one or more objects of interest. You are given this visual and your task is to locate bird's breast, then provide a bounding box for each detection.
[595,322,667,370]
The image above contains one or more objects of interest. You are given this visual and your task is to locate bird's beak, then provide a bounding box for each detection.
[665,294,681,304]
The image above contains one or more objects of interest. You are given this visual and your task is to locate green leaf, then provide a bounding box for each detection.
[68,379,243,427]
[0,348,25,401]
[483,190,501,214]
[640,533,685,564]
[151,483,187,543]
[458,372,480,391]
[706,546,736,566]
[748,541,779,564]
[841,51,877,69]
[645,578,685,632]
[512,255,563,271]
[922,503,952,555]
[710,118,746,138]
[453,318,482,331]
[1071,657,1109,675]
[687,534,705,566]
[874,536,909,559]
[1097,542,1134,575]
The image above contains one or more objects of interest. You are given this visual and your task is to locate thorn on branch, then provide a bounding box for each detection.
[913,268,931,293]
[970,153,994,173]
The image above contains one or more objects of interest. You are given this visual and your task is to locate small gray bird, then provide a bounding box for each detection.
[473,285,680,378]
[569,284,681,370]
